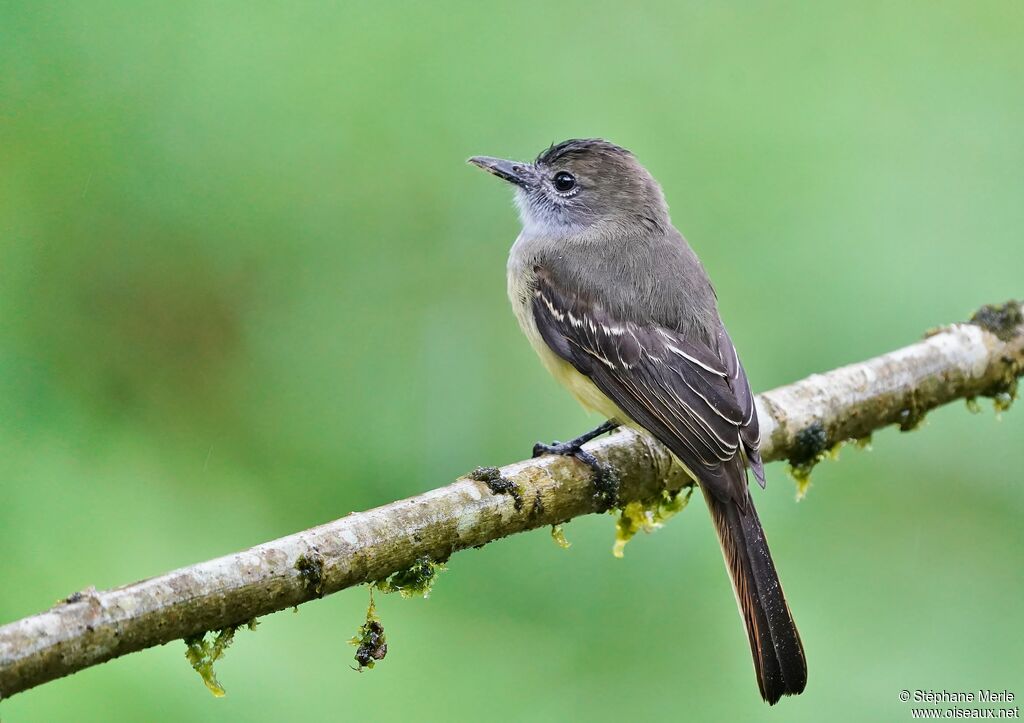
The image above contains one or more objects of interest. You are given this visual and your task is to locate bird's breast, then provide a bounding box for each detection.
[506,235,627,421]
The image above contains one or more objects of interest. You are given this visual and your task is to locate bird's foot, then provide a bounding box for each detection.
[532,421,620,510]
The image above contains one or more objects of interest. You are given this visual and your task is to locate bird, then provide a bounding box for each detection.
[469,139,807,704]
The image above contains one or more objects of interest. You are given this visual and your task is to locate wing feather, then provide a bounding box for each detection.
[532,271,763,504]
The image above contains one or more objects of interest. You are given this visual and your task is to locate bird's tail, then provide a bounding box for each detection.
[702,487,807,705]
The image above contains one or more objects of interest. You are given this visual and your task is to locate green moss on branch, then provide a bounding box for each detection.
[183,619,258,697]
[374,555,446,599]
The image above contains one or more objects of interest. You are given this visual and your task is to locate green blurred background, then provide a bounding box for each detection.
[2,2,1022,720]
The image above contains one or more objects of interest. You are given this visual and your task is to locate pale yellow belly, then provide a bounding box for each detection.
[537,334,700,484]
[535,342,625,417]
[507,260,629,422]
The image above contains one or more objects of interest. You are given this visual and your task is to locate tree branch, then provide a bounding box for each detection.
[1,302,1021,700]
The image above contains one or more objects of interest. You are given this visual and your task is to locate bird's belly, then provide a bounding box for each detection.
[507,265,627,421]
[541,346,626,419]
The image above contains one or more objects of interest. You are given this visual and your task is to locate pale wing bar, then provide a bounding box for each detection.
[531,272,759,506]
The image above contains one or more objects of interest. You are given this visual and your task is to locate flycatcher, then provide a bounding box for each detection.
[469,139,807,704]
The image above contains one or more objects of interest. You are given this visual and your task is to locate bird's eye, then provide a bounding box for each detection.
[552,171,577,193]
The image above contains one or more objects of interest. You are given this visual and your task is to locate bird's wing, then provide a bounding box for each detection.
[531,269,764,506]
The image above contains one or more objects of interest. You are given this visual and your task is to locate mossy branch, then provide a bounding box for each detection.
[1,301,1021,700]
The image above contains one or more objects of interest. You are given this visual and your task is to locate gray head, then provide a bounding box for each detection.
[469,139,670,236]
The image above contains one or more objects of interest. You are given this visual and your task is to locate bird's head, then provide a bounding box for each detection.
[469,138,669,236]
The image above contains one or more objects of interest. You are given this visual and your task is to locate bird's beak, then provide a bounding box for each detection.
[468,156,530,187]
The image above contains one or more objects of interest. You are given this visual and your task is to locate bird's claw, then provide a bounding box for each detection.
[532,440,620,510]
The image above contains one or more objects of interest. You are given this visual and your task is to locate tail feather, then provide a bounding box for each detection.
[702,487,807,705]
